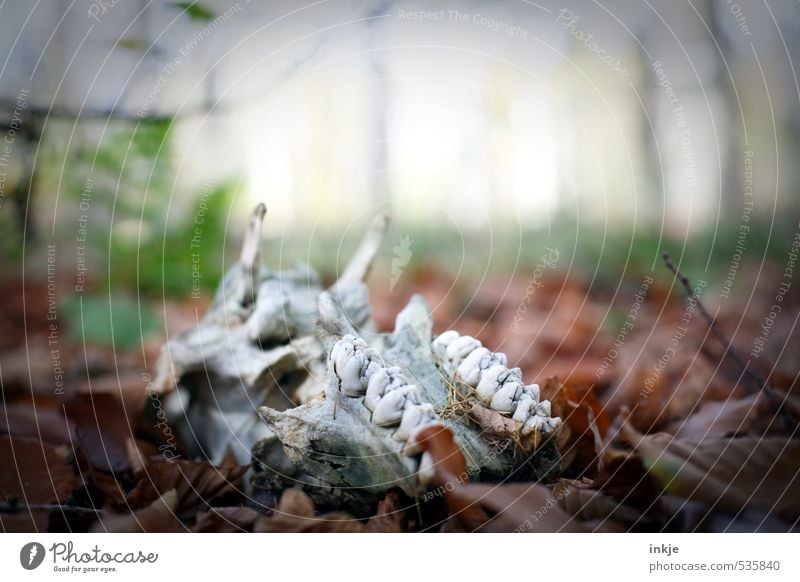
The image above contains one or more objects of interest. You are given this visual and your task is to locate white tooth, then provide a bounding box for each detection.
[456,347,490,386]
[362,348,383,383]
[522,415,546,435]
[523,383,540,402]
[417,451,436,486]
[535,400,552,417]
[394,402,436,442]
[364,367,391,411]
[340,351,367,395]
[475,364,506,403]
[545,417,562,432]
[445,335,481,365]
[432,330,460,360]
[490,381,523,413]
[331,341,355,377]
[512,393,535,422]
[372,385,416,426]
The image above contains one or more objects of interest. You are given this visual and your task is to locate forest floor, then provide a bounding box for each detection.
[1,257,798,532]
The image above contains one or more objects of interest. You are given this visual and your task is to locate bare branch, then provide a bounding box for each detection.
[662,253,796,429]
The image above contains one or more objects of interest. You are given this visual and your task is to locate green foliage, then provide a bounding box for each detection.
[173,1,217,21]
[62,293,158,350]
[107,180,235,297]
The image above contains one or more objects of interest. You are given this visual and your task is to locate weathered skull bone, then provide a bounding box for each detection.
[153,204,562,513]
[256,290,562,513]
[152,204,388,464]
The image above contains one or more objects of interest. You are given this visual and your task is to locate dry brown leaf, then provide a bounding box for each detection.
[621,423,800,520]
[193,507,264,532]
[365,491,406,532]
[64,393,134,472]
[0,435,75,505]
[443,482,592,532]
[254,489,365,532]
[666,393,776,440]
[554,480,644,525]
[0,402,75,445]
[125,458,248,519]
[92,489,184,532]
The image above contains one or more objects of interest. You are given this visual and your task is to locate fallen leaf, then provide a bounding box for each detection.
[126,458,248,519]
[193,507,264,532]
[365,491,406,532]
[0,403,75,445]
[621,423,800,520]
[254,489,365,532]
[554,480,644,526]
[0,435,75,505]
[92,489,184,532]
[442,482,592,532]
[64,393,134,472]
[666,393,776,440]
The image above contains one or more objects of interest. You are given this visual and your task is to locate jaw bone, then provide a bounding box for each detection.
[256,294,561,514]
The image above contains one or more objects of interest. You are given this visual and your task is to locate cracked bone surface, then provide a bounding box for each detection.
[255,294,561,514]
[153,204,560,512]
[152,204,388,464]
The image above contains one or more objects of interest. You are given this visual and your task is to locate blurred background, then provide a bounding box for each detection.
[0,0,798,411]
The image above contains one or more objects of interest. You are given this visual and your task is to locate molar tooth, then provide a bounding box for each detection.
[475,364,508,403]
[512,393,535,422]
[394,402,436,442]
[523,383,540,402]
[456,347,490,386]
[534,400,552,417]
[490,381,524,413]
[365,367,391,411]
[457,348,509,386]
[432,330,460,360]
[445,335,481,369]
[339,347,383,396]
[371,385,418,426]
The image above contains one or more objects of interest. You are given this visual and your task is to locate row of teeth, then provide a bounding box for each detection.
[331,334,443,482]
[432,331,561,434]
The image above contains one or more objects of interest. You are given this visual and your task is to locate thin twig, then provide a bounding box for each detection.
[662,253,796,429]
